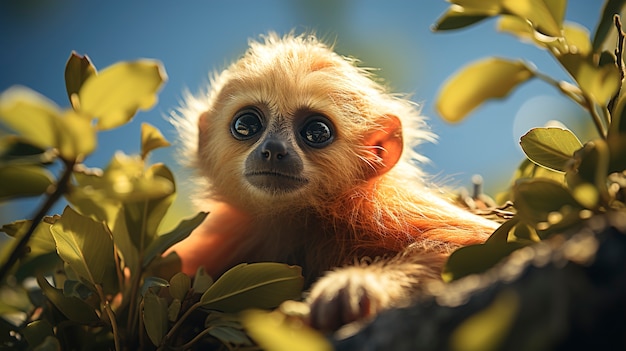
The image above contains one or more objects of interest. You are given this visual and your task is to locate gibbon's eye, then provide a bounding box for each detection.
[300,116,334,148]
[231,108,264,140]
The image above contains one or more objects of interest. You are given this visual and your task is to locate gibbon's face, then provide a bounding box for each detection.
[195,34,405,209]
[230,105,334,194]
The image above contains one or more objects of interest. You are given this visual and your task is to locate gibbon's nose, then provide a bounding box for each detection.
[260,139,288,161]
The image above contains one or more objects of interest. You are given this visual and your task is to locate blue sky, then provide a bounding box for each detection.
[0,1,607,223]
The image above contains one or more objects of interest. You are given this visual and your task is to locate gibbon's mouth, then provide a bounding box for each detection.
[245,171,309,193]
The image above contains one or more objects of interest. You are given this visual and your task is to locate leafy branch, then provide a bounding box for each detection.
[0,53,304,350]
[432,0,626,282]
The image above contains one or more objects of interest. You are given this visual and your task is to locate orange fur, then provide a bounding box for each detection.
[169,32,497,330]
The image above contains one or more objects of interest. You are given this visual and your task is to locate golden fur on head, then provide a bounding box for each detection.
[174,32,434,213]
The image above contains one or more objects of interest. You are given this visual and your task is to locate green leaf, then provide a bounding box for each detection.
[209,326,253,346]
[78,60,167,130]
[141,123,170,160]
[609,88,626,136]
[0,86,97,160]
[36,274,99,323]
[23,320,54,349]
[168,299,182,322]
[501,0,562,37]
[0,86,63,150]
[520,127,583,172]
[484,217,519,245]
[242,310,331,351]
[124,163,176,251]
[0,137,52,165]
[562,23,592,56]
[592,0,626,52]
[0,164,53,200]
[200,263,304,313]
[64,52,96,108]
[432,6,492,31]
[513,178,584,231]
[436,58,534,122]
[56,109,97,160]
[107,153,174,202]
[1,218,57,257]
[559,53,621,106]
[169,272,191,301]
[443,242,525,282]
[143,290,168,346]
[50,206,115,286]
[192,266,214,294]
[142,212,208,268]
[449,0,501,12]
[31,336,61,351]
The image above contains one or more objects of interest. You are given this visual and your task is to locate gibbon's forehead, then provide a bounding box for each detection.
[215,34,378,131]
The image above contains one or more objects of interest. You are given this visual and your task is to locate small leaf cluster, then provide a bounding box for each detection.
[434,0,626,281]
[0,54,304,350]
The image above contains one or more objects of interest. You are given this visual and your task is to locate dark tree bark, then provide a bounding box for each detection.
[333,213,626,351]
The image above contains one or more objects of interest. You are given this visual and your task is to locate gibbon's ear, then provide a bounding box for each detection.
[364,114,403,178]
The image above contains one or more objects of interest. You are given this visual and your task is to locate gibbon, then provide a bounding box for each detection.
[169,32,497,331]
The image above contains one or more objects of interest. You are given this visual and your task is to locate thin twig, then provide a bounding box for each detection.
[608,15,625,115]
[0,158,76,281]
[157,301,203,350]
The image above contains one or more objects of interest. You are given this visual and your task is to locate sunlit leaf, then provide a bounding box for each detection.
[56,109,97,160]
[64,52,96,108]
[0,86,62,150]
[562,23,592,56]
[242,310,331,351]
[78,60,167,130]
[450,290,519,351]
[200,263,304,313]
[50,206,115,286]
[108,153,174,202]
[36,275,99,323]
[0,165,53,200]
[449,0,501,12]
[141,123,170,160]
[432,6,492,31]
[436,58,534,122]
[543,0,567,26]
[142,212,208,268]
[520,127,582,172]
[143,290,168,346]
[592,0,626,51]
[559,53,621,105]
[501,0,562,37]
[135,163,176,240]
